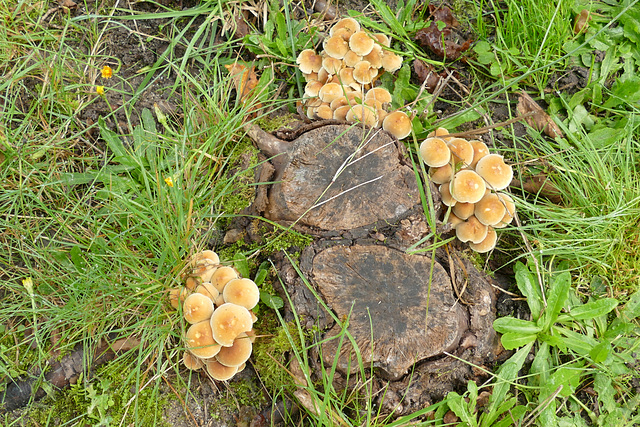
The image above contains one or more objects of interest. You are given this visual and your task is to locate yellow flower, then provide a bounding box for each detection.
[164,176,174,187]
[22,277,34,295]
[101,65,113,79]
[96,85,105,95]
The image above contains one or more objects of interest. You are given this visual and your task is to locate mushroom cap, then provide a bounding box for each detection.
[196,282,220,303]
[450,170,487,204]
[469,226,498,253]
[216,332,253,367]
[184,276,200,291]
[349,31,375,56]
[322,56,343,74]
[363,44,383,69]
[169,287,191,310]
[475,154,513,190]
[305,97,323,119]
[304,80,324,98]
[439,183,457,206]
[194,250,220,266]
[183,350,204,370]
[494,193,516,228]
[346,105,378,127]
[333,105,351,121]
[427,127,452,141]
[447,138,474,166]
[210,303,254,347]
[452,202,475,220]
[315,103,334,120]
[303,71,318,82]
[324,36,349,59]
[428,164,453,185]
[420,137,451,167]
[381,51,403,73]
[374,33,391,47]
[456,216,488,244]
[183,293,215,324]
[317,67,330,83]
[205,359,238,381]
[343,50,362,67]
[330,95,349,110]
[365,87,392,104]
[382,111,412,140]
[296,49,323,74]
[222,278,260,310]
[353,60,374,84]
[338,68,358,90]
[318,82,344,103]
[447,212,464,228]
[469,140,490,168]
[211,266,238,293]
[474,193,507,226]
[330,17,360,39]
[185,320,221,358]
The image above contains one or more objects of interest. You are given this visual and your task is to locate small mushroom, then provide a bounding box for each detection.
[382,111,412,140]
[196,282,220,303]
[447,138,474,166]
[439,183,457,206]
[494,193,516,228]
[349,31,375,56]
[427,127,452,141]
[184,276,200,291]
[324,35,349,59]
[363,44,383,68]
[450,170,486,204]
[183,350,204,371]
[420,137,451,167]
[205,359,238,381]
[343,50,362,67]
[318,82,344,103]
[330,17,360,39]
[316,103,334,120]
[469,226,497,253]
[185,320,222,359]
[446,212,464,228]
[365,87,392,104]
[475,154,513,191]
[222,278,260,310]
[474,193,507,226]
[374,33,391,47]
[346,105,378,127]
[183,293,215,324]
[469,140,490,168]
[353,60,374,84]
[216,332,253,367]
[455,216,488,244]
[452,202,475,220]
[304,80,324,98]
[193,250,220,266]
[211,266,238,293]
[322,56,343,74]
[296,49,323,74]
[169,287,191,309]
[333,105,351,121]
[381,51,403,73]
[428,164,453,184]
[210,303,254,347]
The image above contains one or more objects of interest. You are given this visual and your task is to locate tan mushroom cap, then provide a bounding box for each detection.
[427,127,452,141]
[381,51,403,73]
[169,287,191,309]
[196,282,220,303]
[452,202,475,220]
[365,87,392,104]
[469,226,498,253]
[305,97,323,119]
[296,49,323,74]
[315,103,334,120]
[374,33,391,47]
[304,80,324,98]
[324,36,349,59]
[475,154,513,190]
[205,359,238,381]
[194,250,220,266]
[346,105,378,127]
[343,50,362,67]
[353,60,374,84]
[338,68,359,90]
[333,105,351,121]
[216,332,253,367]
[474,193,507,226]
[447,138,475,166]
[450,170,487,204]
[456,216,488,244]
[447,212,464,228]
[223,278,260,310]
[184,276,200,291]
[183,350,204,370]
[439,183,457,206]
[211,266,238,293]
[363,44,383,68]
[349,31,375,56]
[382,111,412,140]
[469,140,490,168]
[322,56,343,74]
[317,67,330,83]
[303,71,318,82]
[330,17,360,39]
[210,303,254,347]
[494,193,516,228]
[420,137,451,167]
[318,82,344,103]
[183,293,215,324]
[429,164,453,185]
[186,320,221,359]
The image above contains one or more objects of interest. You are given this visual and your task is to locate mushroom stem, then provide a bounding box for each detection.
[244,123,289,168]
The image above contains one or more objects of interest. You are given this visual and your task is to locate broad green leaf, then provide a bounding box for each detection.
[547,362,584,397]
[260,291,284,310]
[514,261,542,320]
[99,117,138,169]
[589,341,612,363]
[445,392,477,427]
[565,298,618,320]
[530,342,550,387]
[604,319,636,339]
[603,76,640,108]
[489,402,524,427]
[594,373,617,413]
[620,290,640,321]
[493,317,542,335]
[555,326,598,355]
[70,245,87,272]
[500,333,537,350]
[541,271,571,330]
[485,343,534,424]
[233,253,250,278]
[254,261,270,286]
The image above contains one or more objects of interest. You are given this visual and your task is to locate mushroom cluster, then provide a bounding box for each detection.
[168,250,258,381]
[420,128,516,253]
[297,17,412,139]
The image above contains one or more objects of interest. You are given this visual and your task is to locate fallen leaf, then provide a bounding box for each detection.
[574,9,591,34]
[511,175,563,204]
[415,5,472,61]
[225,62,260,106]
[413,59,441,93]
[516,92,564,139]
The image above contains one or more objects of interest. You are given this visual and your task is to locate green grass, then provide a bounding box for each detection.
[2,0,640,425]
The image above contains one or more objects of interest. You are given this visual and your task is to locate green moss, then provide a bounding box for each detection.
[255,114,298,133]
[252,321,301,393]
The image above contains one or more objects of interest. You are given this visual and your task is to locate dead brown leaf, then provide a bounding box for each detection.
[511,174,563,204]
[225,62,261,112]
[574,9,591,34]
[413,59,441,93]
[415,5,472,60]
[516,92,564,139]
